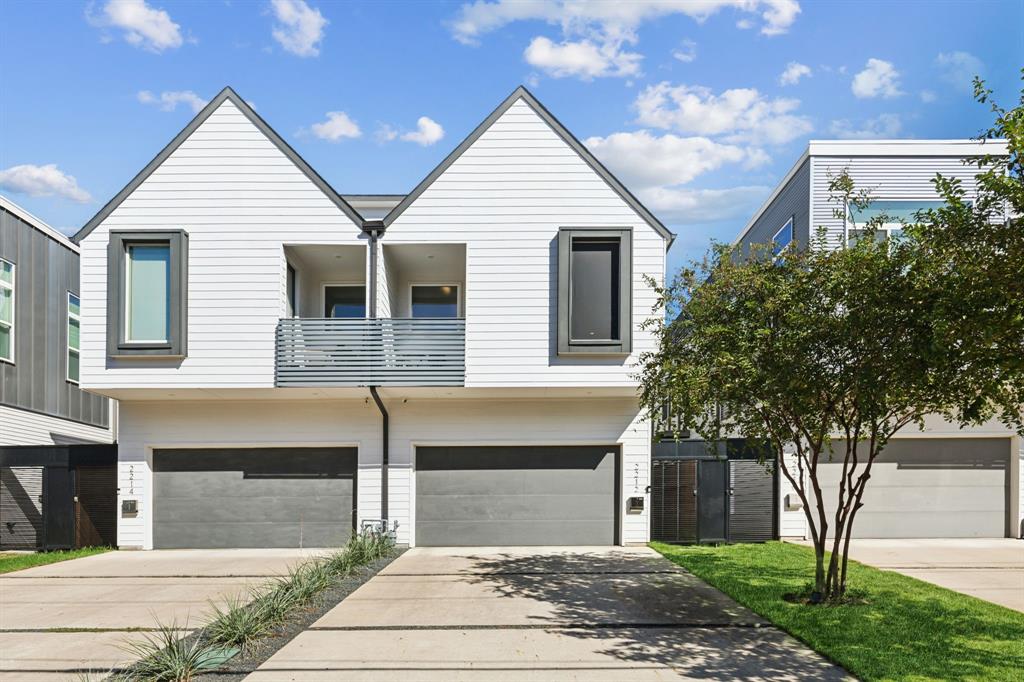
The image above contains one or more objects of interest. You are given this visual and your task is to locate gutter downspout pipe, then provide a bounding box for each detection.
[364,219,388,528]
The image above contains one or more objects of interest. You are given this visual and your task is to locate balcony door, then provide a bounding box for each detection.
[323,284,366,318]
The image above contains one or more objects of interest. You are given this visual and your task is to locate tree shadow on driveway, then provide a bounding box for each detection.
[460,549,850,681]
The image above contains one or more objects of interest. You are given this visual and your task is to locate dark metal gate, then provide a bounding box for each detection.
[651,440,778,544]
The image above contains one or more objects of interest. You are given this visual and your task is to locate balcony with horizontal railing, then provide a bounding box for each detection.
[275,318,465,387]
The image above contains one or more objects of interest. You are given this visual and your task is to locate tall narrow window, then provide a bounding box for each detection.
[286,264,297,317]
[411,285,459,318]
[772,217,794,257]
[558,228,631,355]
[0,258,13,363]
[125,244,171,342]
[107,230,187,357]
[67,292,80,383]
[323,285,365,318]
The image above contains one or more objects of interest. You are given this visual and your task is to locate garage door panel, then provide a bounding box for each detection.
[843,511,1005,538]
[821,438,1008,539]
[416,520,613,547]
[153,448,356,549]
[156,521,350,550]
[416,446,617,546]
[155,472,352,499]
[416,493,612,522]
[155,493,352,524]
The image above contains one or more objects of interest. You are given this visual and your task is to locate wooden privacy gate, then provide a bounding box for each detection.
[650,441,778,544]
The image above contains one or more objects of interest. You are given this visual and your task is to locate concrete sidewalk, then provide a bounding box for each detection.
[0,548,323,680]
[841,539,1024,612]
[246,547,849,681]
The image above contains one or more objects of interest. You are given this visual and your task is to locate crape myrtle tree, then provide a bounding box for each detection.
[639,76,1023,602]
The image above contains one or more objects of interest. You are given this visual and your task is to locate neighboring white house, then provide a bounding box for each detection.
[74,86,673,549]
[1,196,116,447]
[733,140,1023,540]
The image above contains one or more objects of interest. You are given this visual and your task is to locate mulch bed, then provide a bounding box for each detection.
[193,548,405,680]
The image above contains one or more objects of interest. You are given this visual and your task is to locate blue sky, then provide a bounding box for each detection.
[1,0,1021,272]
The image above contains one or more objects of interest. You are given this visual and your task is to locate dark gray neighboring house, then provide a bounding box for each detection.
[0,196,113,444]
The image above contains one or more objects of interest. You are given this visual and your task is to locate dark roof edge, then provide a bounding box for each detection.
[381,85,675,246]
[73,86,364,243]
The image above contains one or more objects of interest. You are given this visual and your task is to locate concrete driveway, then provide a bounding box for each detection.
[247,547,848,681]
[844,538,1024,612]
[0,548,322,680]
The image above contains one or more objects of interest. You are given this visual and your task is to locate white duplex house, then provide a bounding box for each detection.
[733,139,1023,540]
[74,86,672,550]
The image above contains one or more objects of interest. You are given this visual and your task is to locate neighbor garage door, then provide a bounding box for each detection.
[821,438,1009,538]
[415,446,618,546]
[153,447,356,549]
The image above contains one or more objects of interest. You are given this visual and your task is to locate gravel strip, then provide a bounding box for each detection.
[190,548,405,681]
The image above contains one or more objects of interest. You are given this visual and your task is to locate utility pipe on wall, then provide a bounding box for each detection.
[364,219,388,525]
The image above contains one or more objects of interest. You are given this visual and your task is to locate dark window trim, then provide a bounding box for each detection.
[107,230,188,358]
[557,227,632,355]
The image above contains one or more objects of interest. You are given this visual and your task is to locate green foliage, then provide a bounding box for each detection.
[653,542,1024,682]
[640,76,1024,601]
[0,547,110,574]
[116,621,229,682]
[204,591,273,649]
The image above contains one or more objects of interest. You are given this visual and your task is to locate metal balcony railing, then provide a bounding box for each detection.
[275,318,465,387]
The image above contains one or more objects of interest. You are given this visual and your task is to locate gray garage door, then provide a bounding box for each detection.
[821,438,1009,538]
[416,446,618,546]
[153,447,356,549]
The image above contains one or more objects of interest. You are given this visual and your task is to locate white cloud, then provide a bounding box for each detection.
[449,1,801,45]
[524,36,640,79]
[271,0,327,57]
[638,185,771,224]
[88,0,184,52]
[634,82,813,145]
[829,113,902,140]
[448,1,799,81]
[920,89,937,103]
[400,117,445,146]
[779,61,811,86]
[672,39,697,63]
[375,123,398,143]
[309,111,361,141]
[585,131,767,189]
[851,58,903,98]
[0,164,92,203]
[935,51,984,94]
[137,89,207,113]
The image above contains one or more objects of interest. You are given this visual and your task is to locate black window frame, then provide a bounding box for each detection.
[107,229,188,358]
[557,227,632,356]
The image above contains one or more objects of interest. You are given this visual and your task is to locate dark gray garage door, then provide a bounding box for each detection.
[416,446,618,546]
[821,438,1010,538]
[153,447,356,549]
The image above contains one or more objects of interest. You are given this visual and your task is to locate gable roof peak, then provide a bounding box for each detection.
[382,85,674,245]
[74,85,363,243]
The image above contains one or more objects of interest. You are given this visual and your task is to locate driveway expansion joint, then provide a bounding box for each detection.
[308,622,770,631]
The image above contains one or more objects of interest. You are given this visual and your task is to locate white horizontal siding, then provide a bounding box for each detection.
[78,100,363,391]
[385,99,665,388]
[810,155,983,249]
[0,404,115,446]
[115,397,650,549]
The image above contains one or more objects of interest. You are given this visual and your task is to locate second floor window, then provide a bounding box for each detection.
[847,200,946,246]
[67,292,80,383]
[323,285,366,318]
[557,228,632,355]
[125,243,171,343]
[773,217,794,257]
[411,285,459,318]
[0,258,13,363]
[107,230,187,357]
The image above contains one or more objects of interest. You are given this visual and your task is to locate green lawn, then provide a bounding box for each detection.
[0,547,111,574]
[652,541,1024,682]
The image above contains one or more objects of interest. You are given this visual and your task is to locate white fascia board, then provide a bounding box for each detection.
[808,139,1009,157]
[0,195,79,253]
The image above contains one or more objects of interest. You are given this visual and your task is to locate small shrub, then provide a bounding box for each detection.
[205,592,271,649]
[117,621,223,681]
